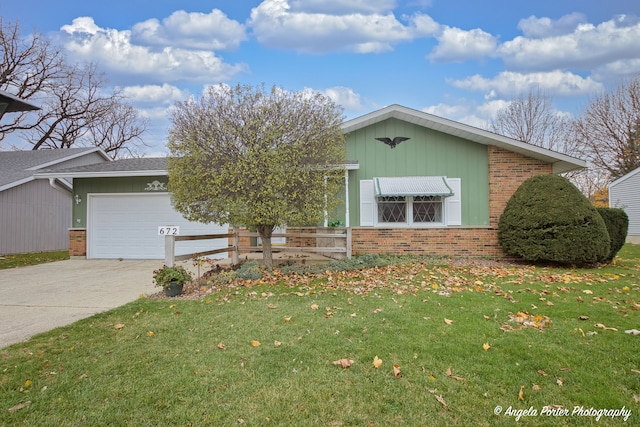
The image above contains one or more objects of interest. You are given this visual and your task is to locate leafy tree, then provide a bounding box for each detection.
[167,84,346,269]
[0,19,147,158]
[498,174,610,266]
[574,77,640,180]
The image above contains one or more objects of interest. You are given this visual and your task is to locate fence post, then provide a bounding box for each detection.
[346,227,352,259]
[165,235,175,267]
[232,227,239,266]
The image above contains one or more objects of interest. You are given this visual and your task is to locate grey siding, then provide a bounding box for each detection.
[609,168,640,241]
[0,180,70,254]
[52,151,106,169]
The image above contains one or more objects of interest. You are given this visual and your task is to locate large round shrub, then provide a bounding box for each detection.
[596,207,629,262]
[498,174,610,265]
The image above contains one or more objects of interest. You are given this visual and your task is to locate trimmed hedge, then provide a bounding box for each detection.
[498,174,610,265]
[596,207,629,262]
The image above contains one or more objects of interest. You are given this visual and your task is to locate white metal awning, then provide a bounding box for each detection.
[373,176,453,197]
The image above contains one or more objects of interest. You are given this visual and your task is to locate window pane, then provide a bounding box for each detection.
[378,196,406,222]
[413,196,442,222]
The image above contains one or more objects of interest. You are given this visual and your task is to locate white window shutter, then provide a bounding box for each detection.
[359,180,375,226]
[446,178,462,226]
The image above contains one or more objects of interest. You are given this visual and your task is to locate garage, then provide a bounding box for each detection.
[87,193,228,259]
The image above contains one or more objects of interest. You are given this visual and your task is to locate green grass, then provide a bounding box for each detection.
[2,246,640,426]
[0,251,69,269]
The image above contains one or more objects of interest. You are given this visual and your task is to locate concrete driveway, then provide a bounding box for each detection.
[0,259,168,349]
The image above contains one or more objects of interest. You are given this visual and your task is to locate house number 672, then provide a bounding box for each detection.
[158,226,180,236]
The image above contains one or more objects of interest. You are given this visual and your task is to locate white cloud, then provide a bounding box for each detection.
[120,84,190,104]
[428,26,498,62]
[131,9,247,51]
[450,71,603,97]
[59,17,247,83]
[499,15,640,71]
[248,0,438,54]
[322,86,363,110]
[517,13,586,38]
[422,100,496,129]
[289,0,396,14]
[593,58,640,80]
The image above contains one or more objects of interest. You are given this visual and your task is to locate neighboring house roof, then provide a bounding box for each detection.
[609,166,640,188]
[36,157,169,179]
[342,104,586,174]
[0,90,40,113]
[0,147,110,192]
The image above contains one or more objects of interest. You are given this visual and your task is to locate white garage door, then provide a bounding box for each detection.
[88,193,228,259]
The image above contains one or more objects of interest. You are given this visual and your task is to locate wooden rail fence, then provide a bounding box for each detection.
[164,227,351,267]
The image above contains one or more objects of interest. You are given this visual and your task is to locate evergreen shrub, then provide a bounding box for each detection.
[596,207,629,262]
[498,174,610,265]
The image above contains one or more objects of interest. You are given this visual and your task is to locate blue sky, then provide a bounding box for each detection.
[2,0,640,155]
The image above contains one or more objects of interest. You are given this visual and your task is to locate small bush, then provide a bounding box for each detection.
[596,207,629,262]
[236,261,263,280]
[498,174,610,265]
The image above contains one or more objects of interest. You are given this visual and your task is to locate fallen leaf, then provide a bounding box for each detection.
[578,316,589,320]
[435,395,447,407]
[483,342,491,351]
[333,358,354,369]
[518,385,525,401]
[532,384,541,391]
[595,323,618,331]
[428,375,436,380]
[373,308,383,313]
[373,356,383,368]
[634,394,640,403]
[217,342,226,350]
[266,304,277,309]
[537,370,548,376]
[630,369,640,375]
[483,315,490,320]
[625,329,640,335]
[350,313,357,318]
[557,378,564,386]
[7,401,31,413]
[114,323,125,330]
[250,340,261,347]
[446,367,464,381]
[283,317,292,322]
[444,318,453,325]
[274,340,282,347]
[583,290,593,294]
[310,304,319,310]
[146,331,154,337]
[393,364,402,378]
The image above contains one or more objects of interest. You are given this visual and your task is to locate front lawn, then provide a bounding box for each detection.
[1,246,639,426]
[0,251,69,270]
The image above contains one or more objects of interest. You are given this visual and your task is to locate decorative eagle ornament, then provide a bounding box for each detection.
[375,136,410,148]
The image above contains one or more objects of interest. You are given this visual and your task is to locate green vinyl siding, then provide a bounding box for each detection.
[72,176,168,228]
[342,118,489,226]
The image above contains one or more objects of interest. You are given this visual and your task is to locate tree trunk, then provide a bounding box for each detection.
[257,225,274,271]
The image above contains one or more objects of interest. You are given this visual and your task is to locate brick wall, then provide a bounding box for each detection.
[69,228,86,257]
[487,146,551,227]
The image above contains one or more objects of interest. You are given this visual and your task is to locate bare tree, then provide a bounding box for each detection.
[489,88,574,154]
[0,18,66,136]
[574,77,640,180]
[0,19,147,157]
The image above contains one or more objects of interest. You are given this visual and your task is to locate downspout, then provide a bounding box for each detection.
[47,177,72,194]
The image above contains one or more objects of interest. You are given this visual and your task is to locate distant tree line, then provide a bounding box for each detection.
[489,78,640,200]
